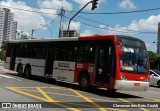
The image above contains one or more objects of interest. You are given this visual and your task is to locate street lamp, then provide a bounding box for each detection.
[39,24,52,38]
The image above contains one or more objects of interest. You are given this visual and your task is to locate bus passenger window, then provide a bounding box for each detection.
[98,49,104,66]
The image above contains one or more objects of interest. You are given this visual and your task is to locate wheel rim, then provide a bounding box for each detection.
[26,68,29,76]
[25,67,30,78]
[18,66,22,75]
[81,77,88,87]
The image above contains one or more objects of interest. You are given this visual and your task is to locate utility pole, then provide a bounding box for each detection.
[31,29,34,39]
[59,7,65,38]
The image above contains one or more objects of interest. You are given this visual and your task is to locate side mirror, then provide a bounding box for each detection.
[151,74,154,76]
[116,42,122,56]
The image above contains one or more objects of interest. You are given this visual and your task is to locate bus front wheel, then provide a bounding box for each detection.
[17,65,23,77]
[24,66,31,79]
[107,89,117,93]
[78,74,90,91]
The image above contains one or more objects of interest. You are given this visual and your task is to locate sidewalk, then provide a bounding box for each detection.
[0,61,18,74]
[0,68,18,74]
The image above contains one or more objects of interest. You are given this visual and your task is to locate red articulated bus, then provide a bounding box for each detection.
[4,35,150,91]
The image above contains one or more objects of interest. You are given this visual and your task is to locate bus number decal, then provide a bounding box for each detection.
[53,61,75,82]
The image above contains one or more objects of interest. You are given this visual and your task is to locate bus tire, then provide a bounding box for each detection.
[157,81,160,88]
[107,89,117,93]
[24,65,31,79]
[78,73,90,91]
[17,64,23,77]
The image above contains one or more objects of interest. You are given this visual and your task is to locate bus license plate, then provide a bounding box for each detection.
[134,83,140,86]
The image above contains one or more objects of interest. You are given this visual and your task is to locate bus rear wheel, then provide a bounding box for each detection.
[24,66,31,79]
[78,74,90,91]
[17,65,23,77]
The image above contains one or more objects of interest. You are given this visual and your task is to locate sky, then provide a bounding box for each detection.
[0,0,160,52]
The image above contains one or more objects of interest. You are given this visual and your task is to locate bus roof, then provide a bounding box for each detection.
[116,35,144,43]
[3,35,144,43]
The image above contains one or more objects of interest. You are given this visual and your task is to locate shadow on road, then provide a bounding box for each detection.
[149,85,159,88]
[11,74,143,99]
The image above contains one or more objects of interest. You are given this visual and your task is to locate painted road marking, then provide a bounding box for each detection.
[131,94,160,102]
[0,74,14,78]
[119,91,160,102]
[6,87,80,111]
[105,108,126,111]
[18,88,108,108]
[148,90,160,94]
[36,87,80,111]
[128,98,153,102]
[118,98,149,111]
[5,87,129,110]
[8,86,160,111]
[69,88,107,111]
[18,88,117,102]
[14,86,68,89]
[0,74,22,81]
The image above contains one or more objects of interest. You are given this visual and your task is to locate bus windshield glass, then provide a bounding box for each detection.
[117,36,149,73]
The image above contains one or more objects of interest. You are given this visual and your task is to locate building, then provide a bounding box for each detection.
[62,30,80,37]
[0,8,17,46]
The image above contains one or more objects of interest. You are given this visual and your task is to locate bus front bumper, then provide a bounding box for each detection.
[114,80,149,91]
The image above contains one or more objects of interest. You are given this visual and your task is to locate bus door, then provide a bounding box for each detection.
[44,44,54,77]
[10,46,17,70]
[95,42,113,85]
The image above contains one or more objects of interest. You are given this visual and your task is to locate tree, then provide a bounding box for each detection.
[148,51,158,69]
[0,43,7,61]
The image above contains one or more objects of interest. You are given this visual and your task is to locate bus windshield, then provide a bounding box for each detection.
[117,36,149,73]
[120,46,148,73]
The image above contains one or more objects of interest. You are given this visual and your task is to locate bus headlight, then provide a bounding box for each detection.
[121,73,127,80]
[144,78,149,82]
[144,76,149,82]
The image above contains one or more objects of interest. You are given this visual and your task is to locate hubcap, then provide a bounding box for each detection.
[25,68,30,78]
[26,68,29,75]
[81,77,87,87]
[18,67,22,75]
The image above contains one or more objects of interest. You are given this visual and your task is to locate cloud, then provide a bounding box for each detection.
[64,21,81,30]
[37,0,72,10]
[99,14,160,35]
[37,0,72,18]
[73,0,105,11]
[0,0,47,33]
[128,15,160,32]
[0,0,73,34]
[81,29,94,36]
[99,24,132,35]
[119,0,136,9]
[145,42,156,52]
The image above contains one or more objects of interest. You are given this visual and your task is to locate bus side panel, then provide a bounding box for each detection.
[15,58,45,77]
[115,39,121,80]
[109,76,116,89]
[74,62,94,85]
[110,39,119,89]
[52,61,75,82]
[4,57,10,70]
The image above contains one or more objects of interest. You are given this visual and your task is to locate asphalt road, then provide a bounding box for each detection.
[0,63,160,111]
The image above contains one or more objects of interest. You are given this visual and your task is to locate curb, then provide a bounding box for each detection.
[0,71,18,74]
